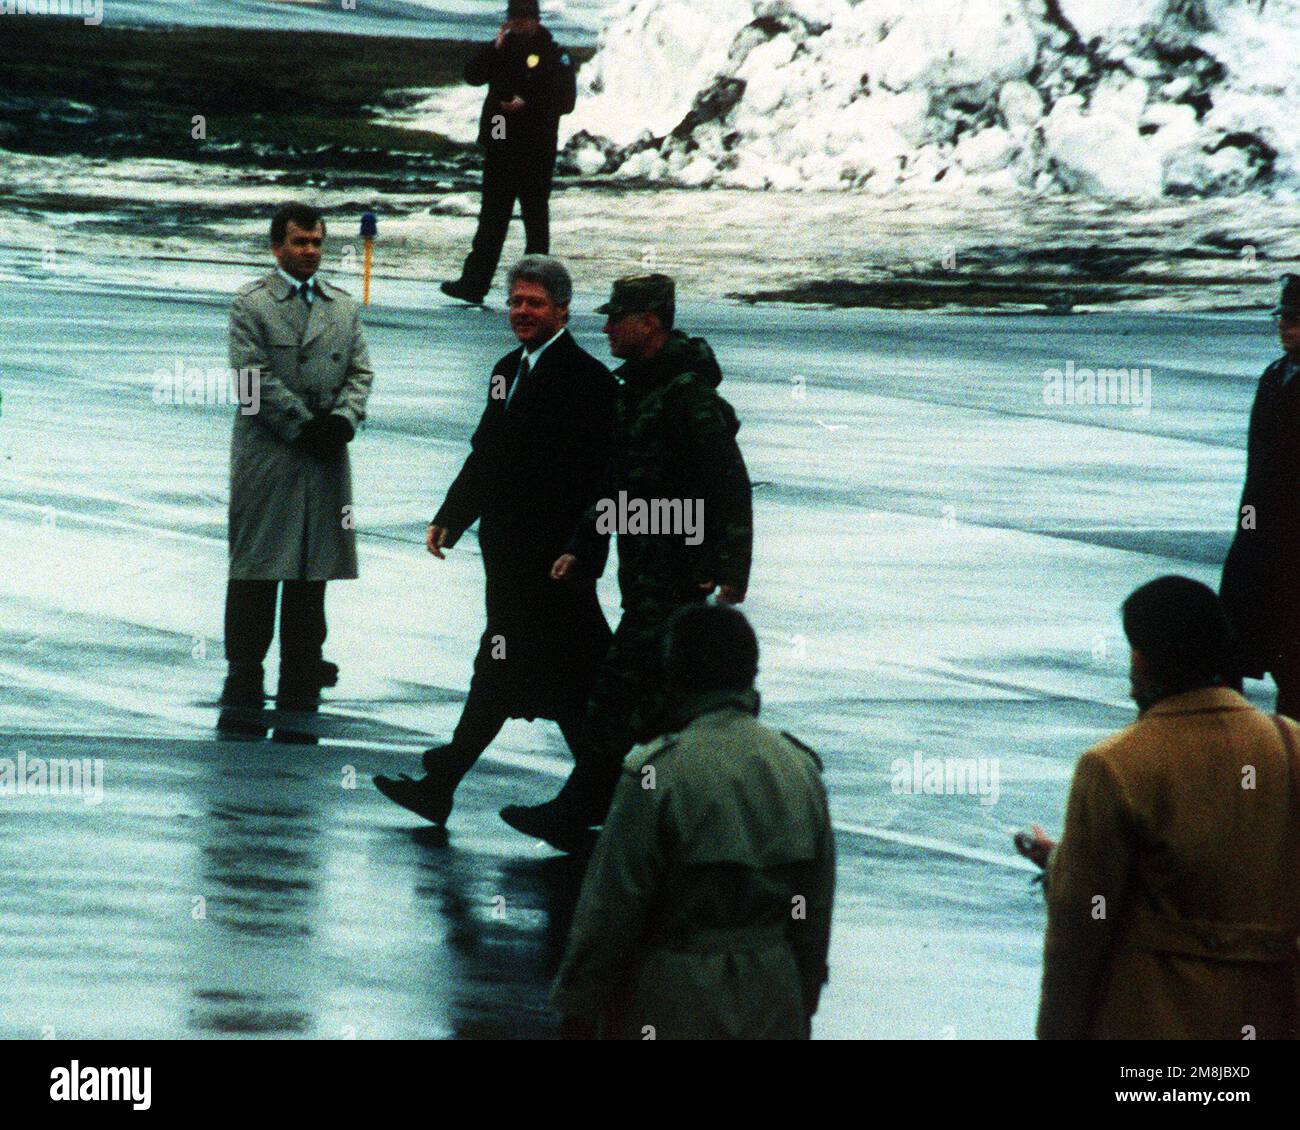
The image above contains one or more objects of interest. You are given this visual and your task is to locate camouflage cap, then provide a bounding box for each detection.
[1274,273,1300,316]
[595,273,676,321]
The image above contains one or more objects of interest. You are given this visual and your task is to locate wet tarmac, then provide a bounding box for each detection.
[0,258,1280,1038]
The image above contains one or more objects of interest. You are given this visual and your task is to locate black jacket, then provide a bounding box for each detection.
[466,28,577,155]
[1220,354,1300,678]
[434,330,617,718]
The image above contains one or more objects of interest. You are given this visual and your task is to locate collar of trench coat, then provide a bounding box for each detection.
[267,270,337,303]
[264,269,341,348]
[662,687,761,735]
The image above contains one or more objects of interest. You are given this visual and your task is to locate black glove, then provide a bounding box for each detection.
[297,414,354,459]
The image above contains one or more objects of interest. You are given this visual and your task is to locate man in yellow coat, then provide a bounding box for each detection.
[551,604,835,1040]
[1027,576,1299,1040]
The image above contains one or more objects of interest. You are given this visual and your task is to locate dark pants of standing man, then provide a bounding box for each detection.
[457,147,555,298]
[224,580,327,701]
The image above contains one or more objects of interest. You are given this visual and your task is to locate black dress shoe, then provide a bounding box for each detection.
[271,702,319,745]
[374,773,457,826]
[440,279,486,305]
[217,669,267,740]
[216,708,268,741]
[272,685,320,745]
[271,726,318,746]
[499,802,597,855]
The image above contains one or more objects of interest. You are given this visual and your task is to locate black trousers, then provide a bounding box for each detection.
[553,595,706,825]
[436,672,587,783]
[458,146,555,296]
[224,580,327,691]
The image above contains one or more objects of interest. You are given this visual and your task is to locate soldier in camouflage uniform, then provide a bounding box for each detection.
[551,605,835,1039]
[500,275,753,852]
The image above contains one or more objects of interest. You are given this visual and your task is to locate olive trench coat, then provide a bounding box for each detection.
[551,690,836,1039]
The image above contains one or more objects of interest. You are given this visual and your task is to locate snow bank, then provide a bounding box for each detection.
[553,0,1300,199]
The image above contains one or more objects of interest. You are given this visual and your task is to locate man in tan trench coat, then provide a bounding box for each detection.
[218,202,375,742]
[1026,576,1300,1039]
[551,604,835,1040]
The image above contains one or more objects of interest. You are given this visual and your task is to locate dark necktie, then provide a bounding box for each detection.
[298,282,312,304]
[507,353,532,410]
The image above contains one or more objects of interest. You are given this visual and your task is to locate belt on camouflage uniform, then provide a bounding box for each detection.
[656,923,790,955]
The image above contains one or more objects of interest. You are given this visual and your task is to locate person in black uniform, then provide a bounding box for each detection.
[375,256,616,826]
[1221,273,1300,716]
[441,0,578,306]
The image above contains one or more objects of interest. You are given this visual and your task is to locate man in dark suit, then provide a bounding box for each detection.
[375,256,616,824]
[1221,273,1300,716]
[440,0,578,305]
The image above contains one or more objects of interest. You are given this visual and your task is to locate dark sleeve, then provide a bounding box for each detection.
[464,41,497,86]
[562,363,616,576]
[564,457,613,578]
[1220,374,1280,675]
[1238,377,1271,519]
[788,786,835,1021]
[551,770,666,1021]
[547,42,578,116]
[432,394,497,543]
[1036,753,1133,1040]
[673,378,753,593]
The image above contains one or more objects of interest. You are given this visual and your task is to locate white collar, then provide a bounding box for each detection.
[277,267,319,293]
[523,327,567,364]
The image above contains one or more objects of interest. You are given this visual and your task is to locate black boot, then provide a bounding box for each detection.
[440,278,486,305]
[499,799,598,856]
[272,670,322,745]
[217,666,267,741]
[373,768,459,827]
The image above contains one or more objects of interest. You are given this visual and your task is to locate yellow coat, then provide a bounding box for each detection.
[1038,687,1299,1039]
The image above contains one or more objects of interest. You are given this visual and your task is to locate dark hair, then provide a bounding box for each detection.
[1122,575,1241,692]
[271,203,326,246]
[664,604,759,694]
[508,255,572,306]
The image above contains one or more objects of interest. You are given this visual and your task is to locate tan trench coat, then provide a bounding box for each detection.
[227,271,375,581]
[1038,687,1300,1040]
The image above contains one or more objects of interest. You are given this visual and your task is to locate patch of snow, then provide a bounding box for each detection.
[538,0,1300,200]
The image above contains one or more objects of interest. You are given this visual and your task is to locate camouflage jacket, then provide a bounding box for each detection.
[568,331,753,609]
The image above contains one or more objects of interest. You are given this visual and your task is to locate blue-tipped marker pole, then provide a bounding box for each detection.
[361,212,378,305]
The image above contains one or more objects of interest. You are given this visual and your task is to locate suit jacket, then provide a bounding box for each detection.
[228,271,375,581]
[1038,687,1300,1039]
[434,329,616,718]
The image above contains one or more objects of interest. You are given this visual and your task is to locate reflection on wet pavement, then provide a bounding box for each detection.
[0,734,587,1040]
